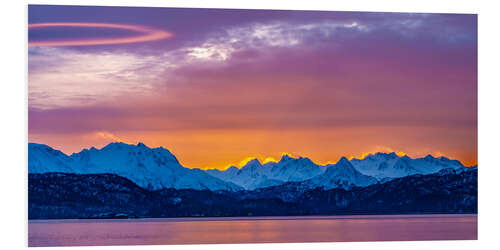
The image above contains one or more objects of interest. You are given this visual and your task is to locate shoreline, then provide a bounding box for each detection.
[28,213,478,223]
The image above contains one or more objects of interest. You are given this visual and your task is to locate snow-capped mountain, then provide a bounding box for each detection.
[206,155,326,190]
[206,152,470,190]
[270,155,327,181]
[29,143,73,173]
[207,159,284,190]
[29,142,473,192]
[350,152,465,180]
[302,157,377,190]
[28,142,242,191]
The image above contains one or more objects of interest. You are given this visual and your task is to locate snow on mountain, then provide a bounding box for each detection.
[206,153,470,190]
[207,159,283,190]
[350,152,465,180]
[28,143,73,173]
[302,157,377,190]
[28,142,242,191]
[29,142,473,192]
[206,155,326,190]
[206,166,240,182]
[271,155,327,181]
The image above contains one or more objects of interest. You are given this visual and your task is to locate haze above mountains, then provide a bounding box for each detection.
[28,142,475,191]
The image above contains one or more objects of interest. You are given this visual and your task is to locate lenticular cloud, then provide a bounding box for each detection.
[28,22,173,47]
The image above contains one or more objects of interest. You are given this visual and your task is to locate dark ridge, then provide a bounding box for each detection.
[29,170,477,219]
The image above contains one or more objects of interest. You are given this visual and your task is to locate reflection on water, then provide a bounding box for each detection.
[28,214,477,247]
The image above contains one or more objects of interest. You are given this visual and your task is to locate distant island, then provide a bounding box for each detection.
[28,142,477,219]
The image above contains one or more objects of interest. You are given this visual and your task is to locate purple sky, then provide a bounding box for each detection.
[28,5,477,169]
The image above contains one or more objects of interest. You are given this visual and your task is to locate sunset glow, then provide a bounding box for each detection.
[28,6,477,170]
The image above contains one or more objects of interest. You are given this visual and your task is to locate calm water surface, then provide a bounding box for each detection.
[28,214,477,247]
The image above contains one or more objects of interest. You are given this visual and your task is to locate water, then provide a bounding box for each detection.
[28,214,477,247]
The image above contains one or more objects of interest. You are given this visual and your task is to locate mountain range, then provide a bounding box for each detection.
[29,142,241,191]
[28,142,475,191]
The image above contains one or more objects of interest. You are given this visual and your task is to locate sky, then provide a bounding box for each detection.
[28,5,477,169]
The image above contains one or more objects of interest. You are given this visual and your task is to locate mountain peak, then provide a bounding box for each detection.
[279,154,297,162]
[370,152,399,159]
[424,154,435,160]
[101,141,154,151]
[102,142,128,150]
[438,156,451,161]
[28,142,48,148]
[337,156,351,166]
[401,155,411,160]
[247,158,262,165]
[241,158,262,169]
[227,166,239,171]
[29,142,61,151]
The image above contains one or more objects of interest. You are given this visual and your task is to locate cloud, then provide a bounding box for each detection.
[95,131,130,144]
[28,47,175,109]
[28,22,172,47]
[28,14,476,111]
[180,20,371,64]
[28,14,477,135]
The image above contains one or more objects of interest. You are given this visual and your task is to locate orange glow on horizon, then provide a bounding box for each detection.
[221,152,302,169]
[28,128,477,170]
[347,151,407,161]
[28,22,173,47]
[342,146,408,162]
[216,152,476,169]
[262,157,278,164]
[236,156,259,168]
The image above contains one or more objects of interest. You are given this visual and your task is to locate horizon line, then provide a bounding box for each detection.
[27,141,477,169]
